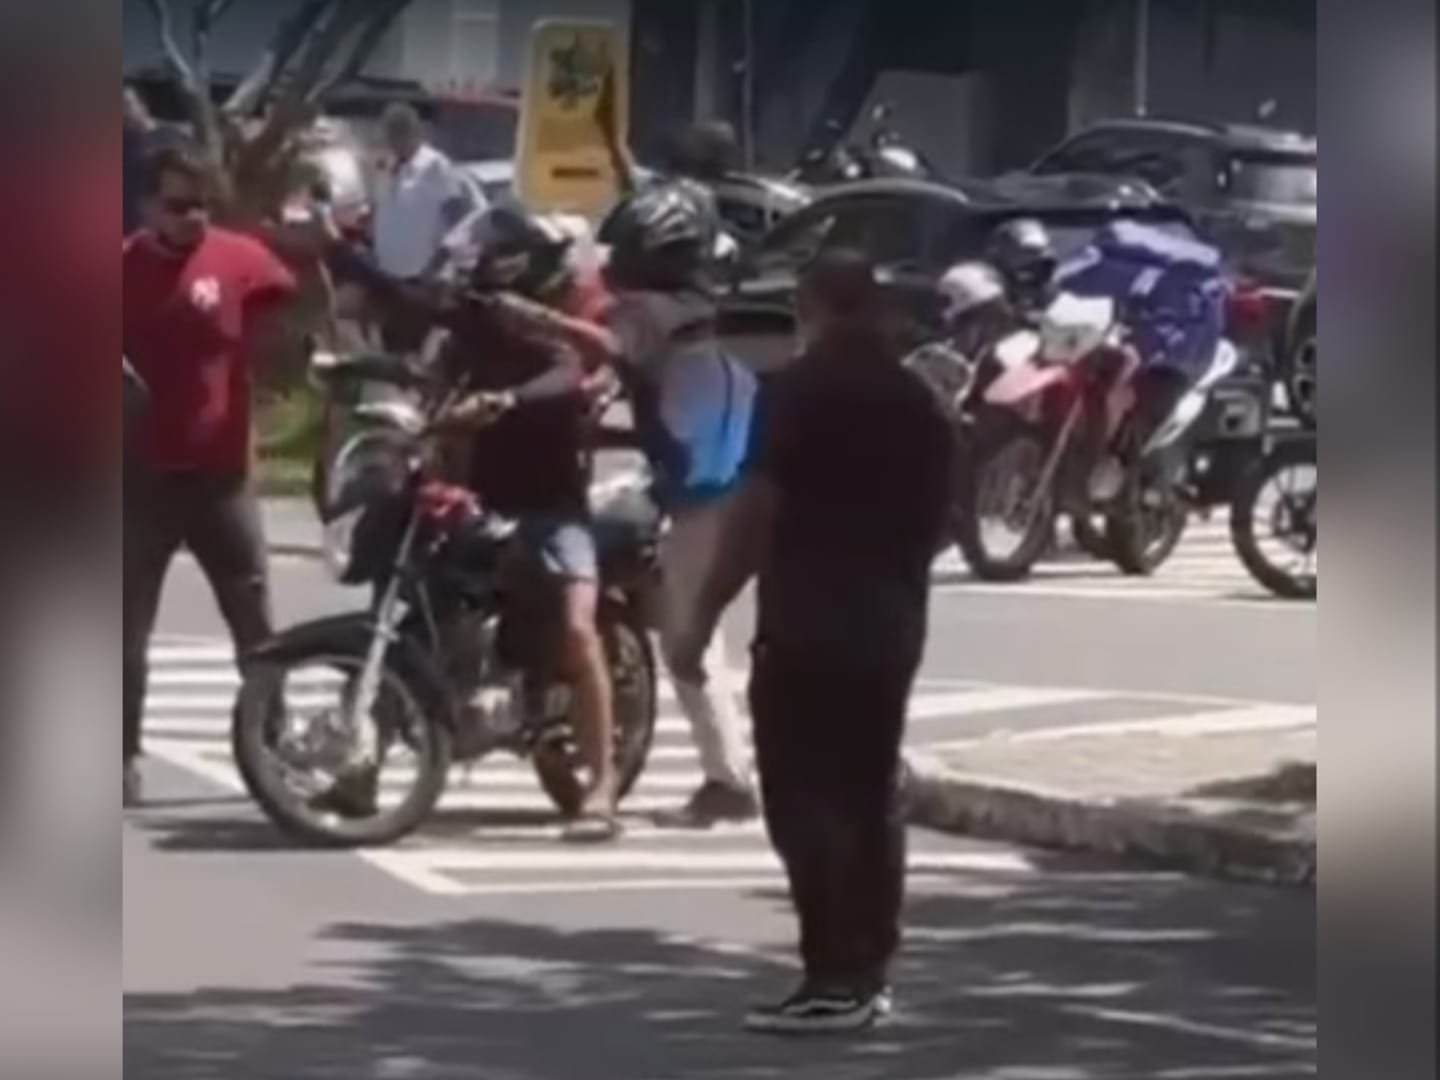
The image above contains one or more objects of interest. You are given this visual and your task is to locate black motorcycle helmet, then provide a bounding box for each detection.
[459,203,575,299]
[603,183,712,290]
[986,218,1058,306]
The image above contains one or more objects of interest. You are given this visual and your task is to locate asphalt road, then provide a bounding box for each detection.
[125,547,1316,1079]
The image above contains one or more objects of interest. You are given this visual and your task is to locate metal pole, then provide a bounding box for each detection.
[1134,0,1151,117]
[741,0,756,169]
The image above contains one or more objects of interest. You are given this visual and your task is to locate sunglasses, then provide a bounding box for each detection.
[160,196,207,215]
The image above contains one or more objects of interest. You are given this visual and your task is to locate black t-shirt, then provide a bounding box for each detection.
[747,327,953,663]
[442,304,591,517]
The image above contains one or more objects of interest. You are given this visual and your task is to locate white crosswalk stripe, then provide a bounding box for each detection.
[137,638,1310,895]
[931,511,1310,603]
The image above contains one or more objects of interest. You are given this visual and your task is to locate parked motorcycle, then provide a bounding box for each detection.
[233,354,661,847]
[953,293,1238,581]
[1229,432,1316,599]
[791,102,936,185]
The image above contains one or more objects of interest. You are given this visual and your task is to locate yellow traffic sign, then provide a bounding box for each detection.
[515,19,629,219]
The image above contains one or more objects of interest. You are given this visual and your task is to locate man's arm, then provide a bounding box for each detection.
[494,292,622,373]
[595,65,640,195]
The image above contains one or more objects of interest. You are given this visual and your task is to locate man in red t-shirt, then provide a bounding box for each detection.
[122,145,297,807]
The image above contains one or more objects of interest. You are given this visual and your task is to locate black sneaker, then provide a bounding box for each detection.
[123,761,142,810]
[654,781,759,829]
[743,984,886,1035]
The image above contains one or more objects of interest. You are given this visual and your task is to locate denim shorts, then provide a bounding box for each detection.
[516,514,599,583]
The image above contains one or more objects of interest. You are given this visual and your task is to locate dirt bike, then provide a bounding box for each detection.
[953,293,1238,581]
[232,354,661,847]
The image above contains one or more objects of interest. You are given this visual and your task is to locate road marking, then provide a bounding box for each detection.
[930,704,1317,748]
[1060,1004,1317,1053]
[360,849,1039,897]
[907,686,1112,719]
[137,639,1313,896]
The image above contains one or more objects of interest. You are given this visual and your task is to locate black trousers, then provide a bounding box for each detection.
[123,469,273,762]
[749,643,917,991]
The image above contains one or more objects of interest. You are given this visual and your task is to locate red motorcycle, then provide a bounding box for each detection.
[954,293,1233,580]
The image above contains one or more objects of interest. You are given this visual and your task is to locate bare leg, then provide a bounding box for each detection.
[560,581,618,818]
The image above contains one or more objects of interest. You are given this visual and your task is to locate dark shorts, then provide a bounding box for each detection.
[516,514,599,583]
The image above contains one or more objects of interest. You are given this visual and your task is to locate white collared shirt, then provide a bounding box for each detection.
[373,143,478,279]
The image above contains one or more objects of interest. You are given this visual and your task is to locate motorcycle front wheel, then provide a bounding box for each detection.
[232,643,452,847]
[530,611,659,818]
[1230,440,1317,600]
[954,428,1057,582]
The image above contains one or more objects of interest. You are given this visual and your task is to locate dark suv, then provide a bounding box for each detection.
[1026,119,1316,297]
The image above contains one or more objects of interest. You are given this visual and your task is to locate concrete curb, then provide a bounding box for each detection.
[268,541,324,559]
[903,751,1316,888]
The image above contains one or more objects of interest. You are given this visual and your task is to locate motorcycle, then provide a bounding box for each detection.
[1228,432,1316,599]
[953,292,1239,581]
[232,354,662,847]
[791,102,936,185]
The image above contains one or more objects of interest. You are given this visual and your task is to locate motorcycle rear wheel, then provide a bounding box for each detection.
[530,612,658,818]
[1104,492,1189,576]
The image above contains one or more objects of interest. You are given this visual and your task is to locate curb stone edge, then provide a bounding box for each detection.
[902,752,1316,888]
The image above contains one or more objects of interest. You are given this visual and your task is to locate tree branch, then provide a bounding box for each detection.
[143,0,198,94]
[309,0,413,104]
[223,0,338,116]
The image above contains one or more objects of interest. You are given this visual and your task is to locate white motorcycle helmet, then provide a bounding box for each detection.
[937,261,1007,325]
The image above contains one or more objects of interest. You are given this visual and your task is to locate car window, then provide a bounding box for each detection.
[1222,150,1317,206]
[822,199,941,265]
[431,101,520,163]
[753,209,838,278]
[1036,130,1191,193]
[716,197,772,239]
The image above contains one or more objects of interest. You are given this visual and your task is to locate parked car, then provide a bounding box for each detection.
[716,177,1221,372]
[1022,118,1316,299]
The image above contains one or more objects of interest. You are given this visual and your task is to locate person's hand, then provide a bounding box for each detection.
[434,391,516,431]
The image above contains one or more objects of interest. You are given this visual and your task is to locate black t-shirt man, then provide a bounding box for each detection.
[747,323,952,665]
[671,249,954,1024]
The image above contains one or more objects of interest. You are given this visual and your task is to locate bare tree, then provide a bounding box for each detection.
[141,0,414,222]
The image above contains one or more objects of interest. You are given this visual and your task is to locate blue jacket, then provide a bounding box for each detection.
[1055,221,1227,378]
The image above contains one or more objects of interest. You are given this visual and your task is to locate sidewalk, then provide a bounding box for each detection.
[262,498,324,557]
[907,723,1316,887]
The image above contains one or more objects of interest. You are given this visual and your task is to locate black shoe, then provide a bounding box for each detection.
[123,761,142,809]
[654,781,759,829]
[743,983,887,1035]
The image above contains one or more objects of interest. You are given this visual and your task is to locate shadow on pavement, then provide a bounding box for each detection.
[125,867,1315,1080]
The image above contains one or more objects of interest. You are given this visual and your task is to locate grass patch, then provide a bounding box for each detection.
[256,385,320,498]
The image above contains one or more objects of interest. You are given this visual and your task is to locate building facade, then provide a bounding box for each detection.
[124,0,1314,177]
[123,0,632,96]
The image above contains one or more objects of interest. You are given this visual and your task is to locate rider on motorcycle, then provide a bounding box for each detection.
[985,218,1060,320]
[1051,218,1228,484]
[328,203,626,840]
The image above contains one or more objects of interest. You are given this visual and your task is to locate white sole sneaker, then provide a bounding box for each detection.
[744,996,882,1035]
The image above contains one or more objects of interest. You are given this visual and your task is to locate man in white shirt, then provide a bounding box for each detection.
[371,103,479,350]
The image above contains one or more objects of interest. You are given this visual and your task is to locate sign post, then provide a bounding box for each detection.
[515,19,630,220]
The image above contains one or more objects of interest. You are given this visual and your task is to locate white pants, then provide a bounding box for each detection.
[658,494,753,793]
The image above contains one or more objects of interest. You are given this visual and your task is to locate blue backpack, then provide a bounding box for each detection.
[1055,220,1228,377]
[615,293,757,509]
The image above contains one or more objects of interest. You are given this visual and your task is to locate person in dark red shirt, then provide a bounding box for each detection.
[122,144,297,807]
